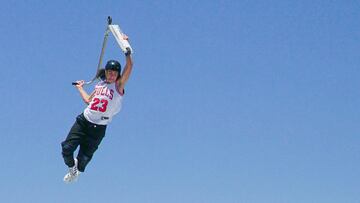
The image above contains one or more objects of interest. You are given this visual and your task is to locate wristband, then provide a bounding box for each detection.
[125,47,131,56]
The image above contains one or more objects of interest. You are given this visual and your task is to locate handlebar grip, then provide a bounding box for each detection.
[107,16,112,25]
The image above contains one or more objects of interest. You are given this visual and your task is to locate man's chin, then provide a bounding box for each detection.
[107,78,116,83]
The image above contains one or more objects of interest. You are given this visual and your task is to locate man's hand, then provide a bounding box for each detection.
[75,80,85,89]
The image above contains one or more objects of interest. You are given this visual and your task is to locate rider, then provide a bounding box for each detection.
[61,36,133,183]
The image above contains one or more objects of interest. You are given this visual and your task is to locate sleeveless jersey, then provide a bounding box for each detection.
[84,81,124,125]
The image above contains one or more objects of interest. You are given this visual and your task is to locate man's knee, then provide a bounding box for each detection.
[61,141,77,155]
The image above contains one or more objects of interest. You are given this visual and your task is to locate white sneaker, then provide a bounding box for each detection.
[63,158,81,183]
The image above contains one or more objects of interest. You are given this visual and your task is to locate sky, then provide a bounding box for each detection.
[0,0,359,202]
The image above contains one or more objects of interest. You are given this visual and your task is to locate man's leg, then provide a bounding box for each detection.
[61,116,86,167]
[77,124,106,172]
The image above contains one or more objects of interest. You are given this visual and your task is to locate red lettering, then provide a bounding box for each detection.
[100,87,106,96]
[109,89,114,100]
[93,86,114,100]
[90,98,108,112]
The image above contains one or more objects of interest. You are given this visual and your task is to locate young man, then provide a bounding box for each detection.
[61,36,133,183]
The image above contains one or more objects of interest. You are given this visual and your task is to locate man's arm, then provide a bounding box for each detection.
[119,54,133,86]
[75,80,95,104]
[117,42,133,92]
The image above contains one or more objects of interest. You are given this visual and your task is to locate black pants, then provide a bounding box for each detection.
[61,113,107,172]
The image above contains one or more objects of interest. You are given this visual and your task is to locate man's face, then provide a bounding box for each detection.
[105,69,119,83]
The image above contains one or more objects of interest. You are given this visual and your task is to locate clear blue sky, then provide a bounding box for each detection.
[0,0,359,202]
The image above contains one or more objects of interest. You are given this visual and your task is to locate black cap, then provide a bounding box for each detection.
[105,60,121,72]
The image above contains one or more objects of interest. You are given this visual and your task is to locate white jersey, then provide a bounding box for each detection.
[84,81,124,125]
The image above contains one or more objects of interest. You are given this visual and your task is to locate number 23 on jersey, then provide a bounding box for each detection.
[90,98,108,112]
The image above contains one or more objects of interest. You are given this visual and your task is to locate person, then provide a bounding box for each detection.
[61,36,133,183]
